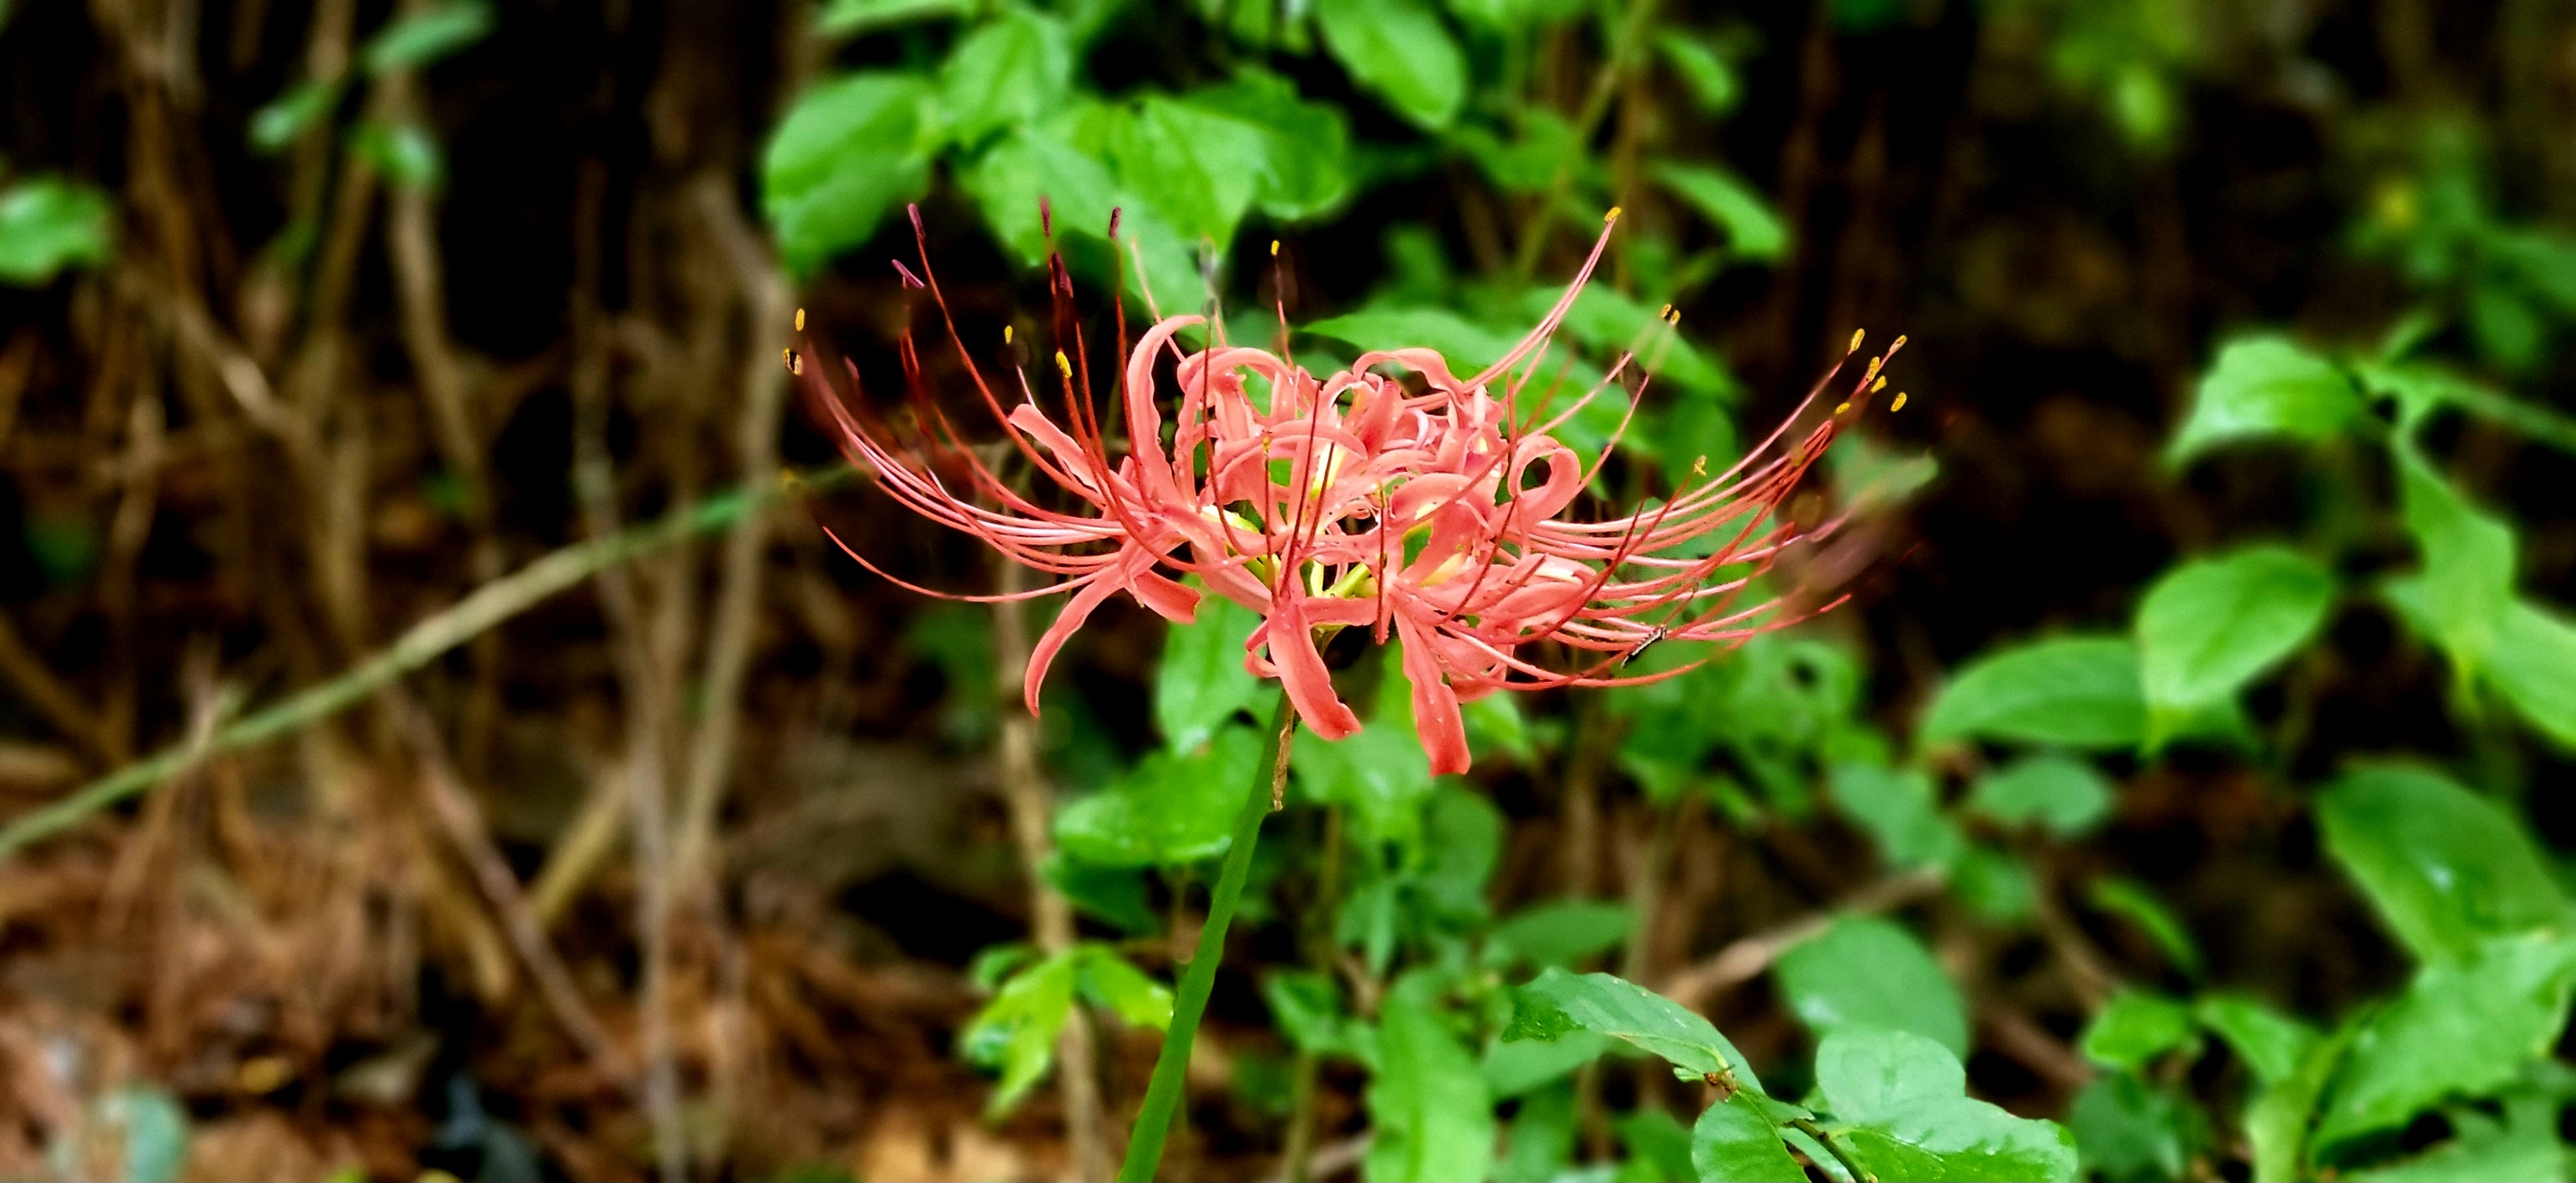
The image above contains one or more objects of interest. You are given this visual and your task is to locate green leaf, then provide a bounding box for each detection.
[350,118,443,190]
[967,942,1035,991]
[938,9,1073,147]
[2488,599,2576,748]
[955,114,1199,307]
[1304,304,1522,375]
[1044,853,1157,933]
[1499,1081,1579,1182]
[1464,693,1533,762]
[2078,991,2199,1072]
[1775,917,1970,1057]
[2247,1019,2355,1183]
[2498,228,2576,315]
[2135,546,2335,717]
[1443,0,1589,32]
[1293,722,1436,848]
[1504,968,1761,1090]
[1111,94,1269,246]
[107,1084,189,1183]
[2467,283,2543,371]
[2312,932,2576,1151]
[1966,754,2113,837]
[957,949,1077,1116]
[250,80,339,153]
[361,0,492,74]
[1486,901,1635,969]
[2390,452,2516,673]
[1655,32,1738,114]
[1948,845,2038,924]
[2068,1073,2199,1183]
[1074,945,1171,1031]
[1831,0,1907,30]
[1054,724,1262,866]
[907,603,996,745]
[761,73,938,275]
[1513,284,1734,396]
[22,515,98,587]
[2086,878,2205,978]
[1416,787,1504,923]
[1455,108,1591,195]
[817,0,970,34]
[1156,593,1265,751]
[1366,977,1496,1183]
[2166,336,2363,465]
[2193,995,2318,1087]
[1690,1093,1806,1182]
[1821,1030,2081,1182]
[0,177,112,286]
[1316,0,1465,130]
[1816,1025,1964,1120]
[2347,1093,2567,1182]
[2315,764,2565,964]
[1827,762,1962,869]
[1919,637,2147,749]
[1265,970,1377,1065]
[1615,1109,1698,1182]
[1650,163,1787,261]
[1840,1099,2080,1182]
[1481,1028,1609,1099]
[1185,70,1357,222]
[2348,358,2461,432]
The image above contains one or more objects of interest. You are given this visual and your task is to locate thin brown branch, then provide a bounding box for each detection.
[387,687,637,1086]
[671,177,793,897]
[992,556,1106,1182]
[570,157,688,1183]
[1657,867,1946,1011]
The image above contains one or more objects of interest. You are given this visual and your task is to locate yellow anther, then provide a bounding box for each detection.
[782,348,799,375]
[1657,303,1673,320]
[1692,455,1708,476]
[1270,239,1281,257]
[1835,401,1851,415]
[1864,356,1883,381]
[1055,350,1073,378]
[1871,377,1887,392]
[1004,324,1013,344]
[1891,334,1908,350]
[795,307,806,331]
[1605,206,1623,223]
[1891,392,1909,411]
[1849,329,1865,352]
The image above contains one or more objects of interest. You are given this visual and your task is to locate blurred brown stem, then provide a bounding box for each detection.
[1559,691,1605,899]
[390,687,634,1086]
[671,178,794,900]
[992,560,1108,1182]
[99,385,165,762]
[375,3,509,776]
[1278,802,1344,1183]
[570,159,688,1183]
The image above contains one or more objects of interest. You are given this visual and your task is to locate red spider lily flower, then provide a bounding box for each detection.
[797,205,1901,775]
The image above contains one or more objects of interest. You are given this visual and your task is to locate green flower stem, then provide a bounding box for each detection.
[1119,691,1299,1183]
